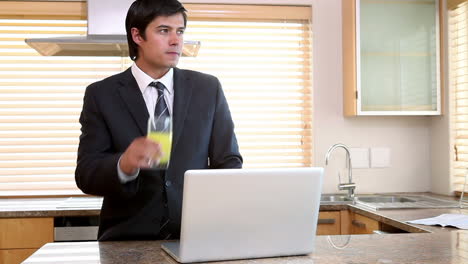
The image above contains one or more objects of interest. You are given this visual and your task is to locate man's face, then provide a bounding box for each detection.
[132,13,185,76]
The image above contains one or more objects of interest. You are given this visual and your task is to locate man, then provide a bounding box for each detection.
[75,0,242,241]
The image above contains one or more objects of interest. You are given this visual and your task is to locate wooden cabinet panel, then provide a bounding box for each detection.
[340,209,351,235]
[0,218,53,249]
[317,211,341,235]
[350,213,379,234]
[0,249,37,264]
[319,210,405,235]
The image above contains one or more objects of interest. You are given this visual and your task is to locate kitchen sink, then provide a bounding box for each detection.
[320,194,353,204]
[354,195,460,210]
[320,194,460,209]
[356,196,416,203]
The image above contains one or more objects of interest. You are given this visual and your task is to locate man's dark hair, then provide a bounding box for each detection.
[125,0,187,61]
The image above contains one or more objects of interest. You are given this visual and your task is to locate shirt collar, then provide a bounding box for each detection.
[131,64,174,94]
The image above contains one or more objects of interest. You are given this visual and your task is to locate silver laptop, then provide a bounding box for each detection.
[161,167,324,263]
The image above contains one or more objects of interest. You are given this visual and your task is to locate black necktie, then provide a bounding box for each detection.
[149,82,169,119]
[148,81,172,239]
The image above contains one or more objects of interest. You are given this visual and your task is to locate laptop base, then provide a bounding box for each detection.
[161,241,181,263]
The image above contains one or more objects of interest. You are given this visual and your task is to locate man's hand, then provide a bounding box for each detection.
[120,137,162,175]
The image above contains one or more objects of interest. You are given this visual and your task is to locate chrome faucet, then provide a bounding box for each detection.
[325,143,356,201]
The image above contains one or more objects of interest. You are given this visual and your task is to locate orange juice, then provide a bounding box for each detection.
[148,131,172,164]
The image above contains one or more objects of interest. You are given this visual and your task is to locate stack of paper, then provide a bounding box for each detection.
[407,214,468,229]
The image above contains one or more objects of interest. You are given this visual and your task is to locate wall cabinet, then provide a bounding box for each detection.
[0,218,53,264]
[342,0,444,116]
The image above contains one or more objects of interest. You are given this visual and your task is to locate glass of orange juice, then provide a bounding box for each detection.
[147,115,172,169]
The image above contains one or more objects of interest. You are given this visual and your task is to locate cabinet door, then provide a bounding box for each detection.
[343,0,443,116]
[0,249,37,264]
[317,211,341,235]
[350,212,379,234]
[0,218,53,249]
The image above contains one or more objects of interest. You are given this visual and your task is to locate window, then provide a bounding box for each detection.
[180,19,311,168]
[0,2,312,196]
[449,0,468,194]
[0,19,127,196]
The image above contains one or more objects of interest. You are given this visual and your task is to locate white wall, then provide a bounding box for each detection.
[307,0,432,194]
[184,0,446,195]
[430,0,452,195]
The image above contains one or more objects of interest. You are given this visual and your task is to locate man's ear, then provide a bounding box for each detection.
[131,28,143,45]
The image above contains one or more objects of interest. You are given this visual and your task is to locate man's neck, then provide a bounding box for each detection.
[135,60,170,80]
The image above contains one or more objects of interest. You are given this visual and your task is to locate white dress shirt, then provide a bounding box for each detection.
[117,64,175,183]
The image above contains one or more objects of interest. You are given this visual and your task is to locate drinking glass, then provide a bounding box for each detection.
[147,115,172,169]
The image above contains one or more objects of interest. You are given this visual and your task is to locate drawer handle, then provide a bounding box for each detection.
[318,218,336,224]
[352,219,366,228]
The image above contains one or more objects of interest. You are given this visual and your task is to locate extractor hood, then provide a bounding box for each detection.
[25,0,200,57]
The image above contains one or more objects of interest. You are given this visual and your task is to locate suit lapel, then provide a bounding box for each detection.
[116,69,149,135]
[172,68,192,150]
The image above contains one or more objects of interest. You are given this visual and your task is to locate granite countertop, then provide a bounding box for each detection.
[10,193,468,263]
[320,192,468,233]
[23,230,468,264]
[0,197,350,218]
[349,204,468,233]
[0,193,466,235]
[0,197,102,217]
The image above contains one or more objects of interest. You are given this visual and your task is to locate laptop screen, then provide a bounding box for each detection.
[164,167,324,263]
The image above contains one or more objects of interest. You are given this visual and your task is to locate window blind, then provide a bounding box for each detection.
[0,19,126,196]
[0,3,312,196]
[449,0,468,10]
[179,20,312,168]
[450,0,468,194]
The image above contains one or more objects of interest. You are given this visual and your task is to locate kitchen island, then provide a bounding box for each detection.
[2,194,467,263]
[22,230,468,264]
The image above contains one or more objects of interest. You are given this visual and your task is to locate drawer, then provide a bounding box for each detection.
[0,218,53,249]
[0,248,37,264]
[317,211,341,235]
[350,213,379,234]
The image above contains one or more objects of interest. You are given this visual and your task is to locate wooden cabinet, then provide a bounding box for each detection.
[317,211,341,235]
[342,0,444,116]
[0,218,53,264]
[317,210,351,235]
[349,212,379,234]
[0,249,38,264]
[318,210,406,235]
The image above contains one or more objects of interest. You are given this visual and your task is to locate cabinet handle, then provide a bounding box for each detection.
[318,218,336,224]
[352,219,366,228]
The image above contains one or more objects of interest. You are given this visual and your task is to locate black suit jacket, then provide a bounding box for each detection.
[75,67,242,241]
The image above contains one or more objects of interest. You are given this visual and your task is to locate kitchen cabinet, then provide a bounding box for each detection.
[342,0,444,116]
[317,211,341,235]
[318,210,407,235]
[317,210,351,235]
[0,249,37,264]
[0,217,53,264]
[348,211,408,234]
[349,211,380,234]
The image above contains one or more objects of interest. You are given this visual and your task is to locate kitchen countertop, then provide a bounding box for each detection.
[0,197,350,218]
[0,197,102,217]
[349,205,468,233]
[321,192,468,233]
[6,193,468,263]
[23,230,468,264]
[0,193,466,234]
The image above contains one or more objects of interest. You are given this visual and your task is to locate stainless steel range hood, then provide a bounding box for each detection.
[25,36,200,57]
[25,0,200,57]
